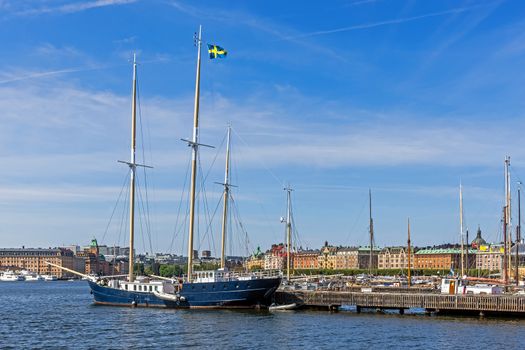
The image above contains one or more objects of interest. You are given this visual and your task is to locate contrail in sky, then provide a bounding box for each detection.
[15,0,137,16]
[282,5,486,41]
[0,56,172,85]
[0,66,105,85]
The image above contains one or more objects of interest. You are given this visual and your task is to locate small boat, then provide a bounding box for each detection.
[42,274,58,281]
[269,303,300,311]
[20,270,44,281]
[0,271,25,281]
[24,274,45,281]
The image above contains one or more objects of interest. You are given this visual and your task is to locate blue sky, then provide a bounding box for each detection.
[1,0,525,256]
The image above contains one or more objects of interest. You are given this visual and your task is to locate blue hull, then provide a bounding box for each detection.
[87,281,166,308]
[163,277,282,309]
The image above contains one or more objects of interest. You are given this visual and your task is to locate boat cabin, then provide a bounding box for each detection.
[441,277,502,295]
[105,279,173,294]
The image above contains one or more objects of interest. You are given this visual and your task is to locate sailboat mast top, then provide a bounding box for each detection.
[220,126,232,269]
[128,53,138,283]
[187,25,202,282]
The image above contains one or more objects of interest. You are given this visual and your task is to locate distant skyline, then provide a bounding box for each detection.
[1,0,525,256]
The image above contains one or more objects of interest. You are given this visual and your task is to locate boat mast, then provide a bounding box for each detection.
[460,182,464,278]
[466,229,469,274]
[127,53,138,283]
[407,217,411,287]
[516,182,521,286]
[506,156,512,283]
[369,189,374,275]
[503,156,509,284]
[504,156,510,284]
[220,126,232,269]
[187,26,203,282]
[285,186,293,281]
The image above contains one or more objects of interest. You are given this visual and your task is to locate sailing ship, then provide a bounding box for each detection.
[84,54,172,307]
[153,26,281,308]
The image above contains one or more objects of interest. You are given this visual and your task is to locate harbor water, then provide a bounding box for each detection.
[1,282,524,349]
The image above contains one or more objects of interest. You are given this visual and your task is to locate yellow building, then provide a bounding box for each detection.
[334,248,359,269]
[318,244,337,269]
[476,245,503,271]
[378,247,415,270]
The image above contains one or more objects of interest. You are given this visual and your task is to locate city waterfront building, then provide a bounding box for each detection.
[470,227,487,249]
[246,247,265,270]
[264,244,287,270]
[0,247,84,278]
[334,247,359,269]
[476,244,504,272]
[318,243,338,270]
[293,250,320,270]
[356,246,380,270]
[378,247,415,270]
[415,248,476,271]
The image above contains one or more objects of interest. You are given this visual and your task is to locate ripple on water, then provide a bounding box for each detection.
[1,282,524,349]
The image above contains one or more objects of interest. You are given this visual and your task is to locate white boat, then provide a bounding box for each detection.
[20,270,44,281]
[269,303,300,311]
[0,271,25,281]
[440,278,503,295]
[42,274,58,281]
[25,274,45,281]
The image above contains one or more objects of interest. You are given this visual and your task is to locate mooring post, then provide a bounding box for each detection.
[399,308,405,315]
[356,305,361,313]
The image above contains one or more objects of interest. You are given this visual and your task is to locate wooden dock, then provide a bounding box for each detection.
[275,290,525,316]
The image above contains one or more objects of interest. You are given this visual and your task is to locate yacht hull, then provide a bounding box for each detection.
[87,281,166,307]
[161,277,281,309]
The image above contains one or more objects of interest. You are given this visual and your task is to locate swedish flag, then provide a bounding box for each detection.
[208,44,227,59]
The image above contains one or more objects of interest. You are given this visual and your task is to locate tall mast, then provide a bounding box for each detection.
[516,182,521,285]
[285,186,293,280]
[369,189,374,275]
[504,156,510,284]
[407,217,411,287]
[187,26,203,282]
[460,182,464,277]
[219,126,232,269]
[506,156,512,282]
[466,229,469,274]
[127,53,138,283]
[503,206,508,284]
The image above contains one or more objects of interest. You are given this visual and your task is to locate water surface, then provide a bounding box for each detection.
[1,282,523,349]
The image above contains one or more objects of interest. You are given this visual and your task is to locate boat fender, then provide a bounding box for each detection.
[131,301,137,307]
[179,296,186,302]
[90,290,93,295]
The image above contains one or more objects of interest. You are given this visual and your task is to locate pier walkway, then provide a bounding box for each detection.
[274,290,525,316]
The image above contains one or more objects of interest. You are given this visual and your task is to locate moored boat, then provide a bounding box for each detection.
[83,53,168,307]
[269,302,300,311]
[41,274,58,281]
[22,270,44,281]
[0,270,25,281]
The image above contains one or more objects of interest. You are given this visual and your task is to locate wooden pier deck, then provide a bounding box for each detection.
[274,290,525,316]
